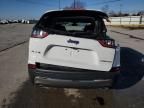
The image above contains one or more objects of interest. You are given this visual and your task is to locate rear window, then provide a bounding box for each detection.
[36,14,107,39]
[52,17,95,32]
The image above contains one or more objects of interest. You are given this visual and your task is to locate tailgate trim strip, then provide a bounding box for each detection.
[44,44,91,56]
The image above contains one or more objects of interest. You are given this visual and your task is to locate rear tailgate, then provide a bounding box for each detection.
[29,34,115,71]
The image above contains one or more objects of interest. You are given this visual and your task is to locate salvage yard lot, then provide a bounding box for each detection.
[0,24,144,108]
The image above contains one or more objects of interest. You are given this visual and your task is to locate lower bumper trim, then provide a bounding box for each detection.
[34,76,112,88]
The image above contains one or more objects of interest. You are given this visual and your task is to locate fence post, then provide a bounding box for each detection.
[120,17,121,25]
[129,16,131,25]
[140,15,142,24]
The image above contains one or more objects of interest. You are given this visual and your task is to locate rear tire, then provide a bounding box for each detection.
[28,70,35,84]
[111,74,119,88]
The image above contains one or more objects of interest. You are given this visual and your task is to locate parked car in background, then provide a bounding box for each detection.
[0,20,9,24]
[28,10,120,88]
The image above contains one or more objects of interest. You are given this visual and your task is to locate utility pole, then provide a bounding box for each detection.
[120,4,122,25]
[74,0,76,9]
[120,4,122,15]
[59,0,61,10]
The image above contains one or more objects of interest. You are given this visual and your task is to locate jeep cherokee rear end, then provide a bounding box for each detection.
[28,10,120,88]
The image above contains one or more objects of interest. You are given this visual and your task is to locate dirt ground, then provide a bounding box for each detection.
[0,24,144,108]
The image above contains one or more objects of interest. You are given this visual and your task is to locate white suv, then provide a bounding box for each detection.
[28,10,120,88]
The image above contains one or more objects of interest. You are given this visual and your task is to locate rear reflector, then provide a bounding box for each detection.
[98,39,115,48]
[28,64,36,69]
[31,29,48,38]
[110,67,120,72]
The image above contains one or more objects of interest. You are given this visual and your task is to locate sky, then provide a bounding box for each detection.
[0,0,144,19]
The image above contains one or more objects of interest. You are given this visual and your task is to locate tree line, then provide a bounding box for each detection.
[63,1,144,17]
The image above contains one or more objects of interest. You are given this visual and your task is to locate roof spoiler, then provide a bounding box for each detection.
[44,10,110,21]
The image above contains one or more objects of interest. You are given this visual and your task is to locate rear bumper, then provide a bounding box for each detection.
[35,76,112,88]
[29,67,119,88]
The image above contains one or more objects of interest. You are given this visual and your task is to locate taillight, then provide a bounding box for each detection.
[28,64,36,69]
[98,39,115,48]
[31,29,48,38]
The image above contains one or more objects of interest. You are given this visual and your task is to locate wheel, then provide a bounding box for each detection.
[28,69,35,84]
[111,74,119,88]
